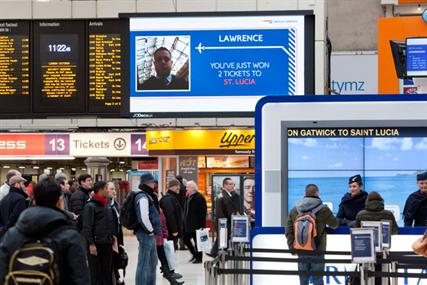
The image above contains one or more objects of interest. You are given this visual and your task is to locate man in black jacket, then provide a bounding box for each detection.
[160,179,184,246]
[82,181,115,285]
[209,177,240,258]
[175,175,187,250]
[0,179,90,284]
[139,47,189,91]
[183,180,207,263]
[403,172,427,226]
[0,175,28,237]
[337,174,368,226]
[70,174,93,229]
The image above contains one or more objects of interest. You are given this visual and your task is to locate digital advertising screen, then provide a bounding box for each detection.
[287,126,427,226]
[32,20,86,113]
[0,21,30,114]
[406,37,427,77]
[123,12,314,117]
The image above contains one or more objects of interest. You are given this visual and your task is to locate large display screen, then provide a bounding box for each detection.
[287,127,427,226]
[406,37,427,77]
[87,20,122,113]
[0,21,30,114]
[124,12,314,116]
[33,21,86,113]
[0,19,123,117]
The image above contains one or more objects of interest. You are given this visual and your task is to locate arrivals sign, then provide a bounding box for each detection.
[146,129,255,155]
[0,133,147,157]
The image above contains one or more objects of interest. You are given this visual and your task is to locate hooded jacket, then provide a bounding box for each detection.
[355,199,399,234]
[337,191,368,225]
[286,196,338,252]
[0,206,90,285]
[403,190,427,226]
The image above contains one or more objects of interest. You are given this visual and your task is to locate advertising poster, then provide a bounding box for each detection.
[127,14,311,114]
[287,127,427,226]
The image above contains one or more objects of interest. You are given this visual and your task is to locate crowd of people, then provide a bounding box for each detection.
[0,169,224,285]
[2,167,422,285]
[286,172,427,285]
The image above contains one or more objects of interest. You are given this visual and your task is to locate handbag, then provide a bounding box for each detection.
[164,239,177,270]
[412,236,427,257]
[196,228,212,252]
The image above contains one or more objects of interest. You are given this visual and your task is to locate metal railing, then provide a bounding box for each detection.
[204,247,427,285]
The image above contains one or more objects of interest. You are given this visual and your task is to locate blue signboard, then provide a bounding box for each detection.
[124,13,313,115]
[130,29,297,97]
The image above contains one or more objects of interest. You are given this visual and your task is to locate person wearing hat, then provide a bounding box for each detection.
[403,172,427,227]
[160,179,184,246]
[0,175,28,237]
[135,173,162,285]
[0,169,21,202]
[336,174,368,226]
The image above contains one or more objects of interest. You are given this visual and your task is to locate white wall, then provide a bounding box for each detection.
[330,52,378,95]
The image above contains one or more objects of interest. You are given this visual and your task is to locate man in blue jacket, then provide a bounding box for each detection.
[135,173,162,285]
[0,175,28,237]
[403,172,427,226]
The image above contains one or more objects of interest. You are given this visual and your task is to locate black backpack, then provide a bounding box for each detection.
[120,191,143,230]
[5,225,67,285]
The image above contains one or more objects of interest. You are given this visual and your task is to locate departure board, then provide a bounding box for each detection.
[33,21,85,113]
[88,20,121,114]
[0,21,30,114]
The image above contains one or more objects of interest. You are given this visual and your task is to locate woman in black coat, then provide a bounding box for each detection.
[337,175,368,226]
[183,181,207,263]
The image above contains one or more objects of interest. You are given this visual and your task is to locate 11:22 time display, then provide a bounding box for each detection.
[48,44,71,52]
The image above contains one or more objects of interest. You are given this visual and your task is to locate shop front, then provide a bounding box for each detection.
[146,129,255,227]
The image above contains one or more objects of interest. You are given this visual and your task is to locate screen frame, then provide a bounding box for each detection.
[119,11,315,118]
[0,18,126,118]
[405,36,427,78]
[350,228,376,263]
[231,215,250,243]
[32,19,87,114]
[0,19,32,117]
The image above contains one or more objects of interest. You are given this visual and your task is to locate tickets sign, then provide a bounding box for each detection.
[0,133,147,157]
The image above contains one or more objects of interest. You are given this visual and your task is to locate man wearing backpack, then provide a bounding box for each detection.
[135,173,162,285]
[0,178,90,284]
[286,184,338,285]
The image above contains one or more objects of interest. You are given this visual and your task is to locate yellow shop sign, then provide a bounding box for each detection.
[146,130,255,151]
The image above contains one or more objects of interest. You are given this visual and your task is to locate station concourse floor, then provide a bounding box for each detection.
[123,235,207,285]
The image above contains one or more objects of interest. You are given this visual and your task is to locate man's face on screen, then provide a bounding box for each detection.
[154,49,172,78]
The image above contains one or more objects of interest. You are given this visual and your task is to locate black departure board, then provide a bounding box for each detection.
[87,20,121,114]
[0,21,30,114]
[32,21,85,113]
